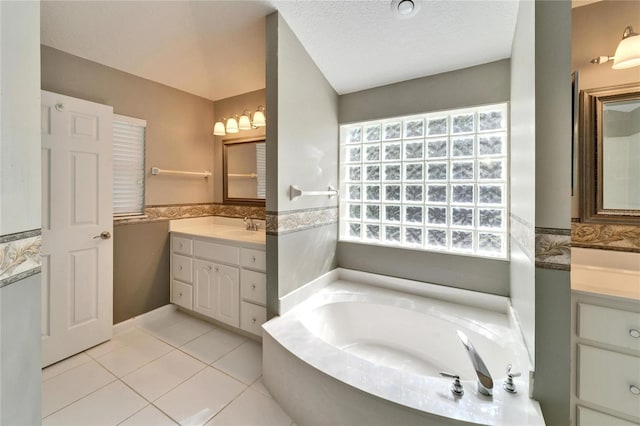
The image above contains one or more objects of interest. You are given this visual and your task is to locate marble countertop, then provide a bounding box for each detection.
[169,216,265,247]
[571,247,640,301]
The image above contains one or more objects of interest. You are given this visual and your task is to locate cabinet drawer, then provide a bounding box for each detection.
[577,406,638,426]
[172,254,193,283]
[172,280,193,310]
[240,248,266,272]
[241,270,266,305]
[240,301,266,336]
[172,236,193,256]
[578,344,640,419]
[194,240,239,265]
[578,303,640,351]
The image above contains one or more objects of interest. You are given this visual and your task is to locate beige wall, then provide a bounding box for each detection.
[41,46,219,323]
[212,89,266,203]
[572,0,640,91]
[41,45,215,206]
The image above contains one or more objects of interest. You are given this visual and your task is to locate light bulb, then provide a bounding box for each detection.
[213,121,226,136]
[226,117,239,133]
[252,110,266,128]
[238,114,252,130]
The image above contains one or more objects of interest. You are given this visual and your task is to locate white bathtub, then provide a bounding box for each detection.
[263,269,545,426]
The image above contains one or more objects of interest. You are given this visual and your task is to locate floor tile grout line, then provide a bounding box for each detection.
[200,384,252,426]
[115,369,189,426]
[41,354,94,383]
[42,375,118,420]
[42,312,273,425]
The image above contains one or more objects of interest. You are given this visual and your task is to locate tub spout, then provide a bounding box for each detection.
[456,330,493,397]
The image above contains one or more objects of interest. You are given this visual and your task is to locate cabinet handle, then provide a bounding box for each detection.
[251,317,257,324]
[251,284,256,290]
[629,329,640,338]
[179,292,183,297]
[179,243,183,249]
[207,265,212,271]
[179,265,183,271]
[215,267,219,272]
[630,385,640,395]
[251,256,256,263]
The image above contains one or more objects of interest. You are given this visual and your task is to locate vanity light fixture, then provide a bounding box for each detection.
[213,120,226,136]
[591,26,640,70]
[238,112,252,130]
[226,116,239,134]
[212,106,266,136]
[252,106,266,128]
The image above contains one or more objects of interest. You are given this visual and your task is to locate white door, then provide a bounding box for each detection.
[41,90,114,367]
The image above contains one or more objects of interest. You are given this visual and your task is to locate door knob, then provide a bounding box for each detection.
[93,231,111,240]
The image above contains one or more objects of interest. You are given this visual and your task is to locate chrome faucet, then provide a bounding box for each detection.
[457,330,494,397]
[243,217,258,231]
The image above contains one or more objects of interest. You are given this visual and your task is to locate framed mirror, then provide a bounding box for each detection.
[581,82,640,223]
[223,137,266,206]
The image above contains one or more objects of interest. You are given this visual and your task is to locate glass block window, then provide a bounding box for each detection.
[340,103,508,258]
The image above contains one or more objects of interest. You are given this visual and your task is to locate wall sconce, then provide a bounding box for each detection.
[213,106,266,136]
[591,26,640,70]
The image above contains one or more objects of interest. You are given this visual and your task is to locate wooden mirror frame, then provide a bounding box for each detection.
[580,82,640,224]
[222,137,266,207]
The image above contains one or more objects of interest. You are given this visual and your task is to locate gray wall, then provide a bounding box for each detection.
[337,60,511,295]
[41,46,216,323]
[213,89,266,203]
[265,12,339,314]
[339,59,510,124]
[113,221,170,324]
[0,2,42,424]
[533,1,572,425]
[509,0,536,365]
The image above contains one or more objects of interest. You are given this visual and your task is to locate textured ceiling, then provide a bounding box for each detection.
[274,0,519,94]
[41,0,520,100]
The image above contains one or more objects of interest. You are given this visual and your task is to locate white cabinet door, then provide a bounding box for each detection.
[194,259,215,318]
[214,264,240,327]
[41,91,114,367]
[193,260,239,327]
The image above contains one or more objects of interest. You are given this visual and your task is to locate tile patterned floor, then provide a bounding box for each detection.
[41,308,293,426]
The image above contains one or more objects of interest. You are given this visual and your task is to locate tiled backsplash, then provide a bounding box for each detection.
[115,203,265,226]
[0,229,41,287]
[572,222,640,253]
[510,213,571,270]
[266,206,338,235]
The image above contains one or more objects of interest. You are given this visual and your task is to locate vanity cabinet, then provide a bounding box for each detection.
[194,260,239,327]
[571,291,640,425]
[170,232,266,336]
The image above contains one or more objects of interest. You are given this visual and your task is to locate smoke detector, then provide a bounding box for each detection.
[391,0,420,18]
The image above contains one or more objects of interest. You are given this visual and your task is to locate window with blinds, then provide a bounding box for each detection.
[113,114,146,216]
[256,142,266,199]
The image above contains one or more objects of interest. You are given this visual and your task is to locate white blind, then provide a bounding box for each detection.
[256,142,266,199]
[113,115,146,216]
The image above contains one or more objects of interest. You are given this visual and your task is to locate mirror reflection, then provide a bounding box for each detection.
[602,99,640,210]
[223,139,266,205]
[581,82,640,223]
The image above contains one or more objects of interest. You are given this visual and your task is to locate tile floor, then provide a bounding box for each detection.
[42,307,293,426]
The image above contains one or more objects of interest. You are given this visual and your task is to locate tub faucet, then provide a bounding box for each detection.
[457,330,493,397]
